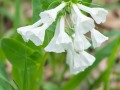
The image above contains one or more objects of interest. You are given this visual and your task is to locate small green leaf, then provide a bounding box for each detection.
[79,0,92,6]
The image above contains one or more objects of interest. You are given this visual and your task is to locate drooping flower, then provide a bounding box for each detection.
[45,16,72,53]
[66,47,95,75]
[90,29,108,48]
[72,4,95,34]
[27,23,51,46]
[40,2,66,24]
[77,4,108,24]
[56,16,72,49]
[73,33,91,52]
[17,19,43,42]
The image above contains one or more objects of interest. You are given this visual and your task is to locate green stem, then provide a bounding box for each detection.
[37,53,48,89]
[104,38,120,90]
[64,0,70,2]
[72,0,78,3]
[23,43,27,90]
[14,0,20,34]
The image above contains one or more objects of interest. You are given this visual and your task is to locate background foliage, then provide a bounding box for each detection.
[0,0,120,90]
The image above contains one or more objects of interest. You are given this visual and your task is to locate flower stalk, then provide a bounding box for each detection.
[64,0,70,2]
[72,0,78,3]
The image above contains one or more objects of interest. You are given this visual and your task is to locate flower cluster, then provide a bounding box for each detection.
[17,1,108,74]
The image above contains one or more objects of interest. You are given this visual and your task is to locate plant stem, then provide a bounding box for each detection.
[23,43,27,90]
[14,0,20,34]
[64,0,70,2]
[72,0,78,3]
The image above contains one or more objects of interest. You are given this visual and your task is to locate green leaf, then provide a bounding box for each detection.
[89,37,120,90]
[106,30,120,37]
[1,38,41,69]
[0,74,19,90]
[0,45,10,90]
[79,0,92,6]
[62,37,120,90]
[0,65,10,90]
[48,0,61,10]
[44,83,61,90]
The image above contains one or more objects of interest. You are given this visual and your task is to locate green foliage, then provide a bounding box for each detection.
[1,39,41,69]
[1,39,44,90]
[1,0,120,90]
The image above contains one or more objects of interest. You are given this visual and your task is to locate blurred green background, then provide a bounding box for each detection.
[0,0,120,90]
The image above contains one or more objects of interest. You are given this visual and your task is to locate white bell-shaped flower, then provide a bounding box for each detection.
[56,16,72,49]
[77,4,108,24]
[90,29,108,48]
[45,17,69,53]
[17,19,42,42]
[44,37,65,53]
[40,2,66,24]
[72,4,95,34]
[69,51,95,75]
[73,30,91,52]
[27,23,50,46]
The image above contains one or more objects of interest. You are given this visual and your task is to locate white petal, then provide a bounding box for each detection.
[72,4,95,34]
[17,19,43,42]
[77,4,108,24]
[40,2,66,24]
[74,34,91,52]
[56,16,72,49]
[44,18,65,53]
[28,23,50,46]
[91,29,109,48]
[75,18,94,34]
[70,51,95,74]
[44,37,65,53]
[90,8,108,24]
[79,51,95,66]
[17,25,34,42]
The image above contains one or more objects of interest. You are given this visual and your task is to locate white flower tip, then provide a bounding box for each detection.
[44,38,65,53]
[27,28,46,46]
[17,26,34,42]
[56,33,72,45]
[77,17,95,33]
[74,35,91,52]
[69,51,95,75]
[83,18,95,30]
[91,29,109,48]
[44,45,65,53]
[29,34,43,46]
[91,8,108,24]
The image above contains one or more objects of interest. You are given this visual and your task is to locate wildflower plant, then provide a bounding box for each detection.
[1,0,120,90]
[18,0,108,75]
